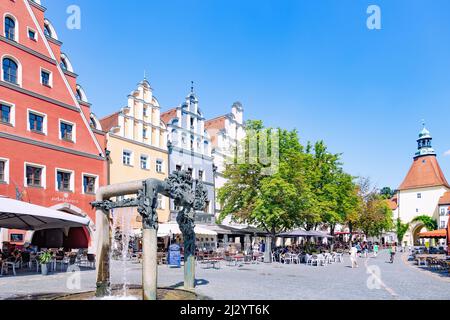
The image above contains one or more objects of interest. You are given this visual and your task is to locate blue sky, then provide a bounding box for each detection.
[43,0,450,189]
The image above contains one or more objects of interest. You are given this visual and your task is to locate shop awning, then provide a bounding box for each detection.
[0,198,90,231]
[278,229,334,238]
[418,229,447,239]
[158,223,218,237]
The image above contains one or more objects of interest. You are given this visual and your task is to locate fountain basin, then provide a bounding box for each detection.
[8,285,204,301]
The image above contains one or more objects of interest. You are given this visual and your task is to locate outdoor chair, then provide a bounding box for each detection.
[307,255,318,266]
[317,254,326,266]
[1,257,21,276]
[291,254,300,264]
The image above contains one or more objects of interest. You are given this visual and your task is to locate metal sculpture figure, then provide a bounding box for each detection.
[91,171,208,299]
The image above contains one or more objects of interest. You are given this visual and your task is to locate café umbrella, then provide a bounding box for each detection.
[0,197,90,231]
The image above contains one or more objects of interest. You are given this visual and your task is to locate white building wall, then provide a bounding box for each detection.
[397,186,449,245]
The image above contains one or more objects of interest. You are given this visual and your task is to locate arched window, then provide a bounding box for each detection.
[76,89,82,101]
[60,59,68,71]
[3,58,18,84]
[44,25,51,37]
[5,17,16,41]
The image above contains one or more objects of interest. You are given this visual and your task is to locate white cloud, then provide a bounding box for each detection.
[444,150,450,157]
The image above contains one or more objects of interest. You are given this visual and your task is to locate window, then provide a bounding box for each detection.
[123,151,132,166]
[417,193,422,199]
[83,175,96,194]
[44,25,51,37]
[441,221,447,229]
[26,165,42,187]
[10,234,23,242]
[140,155,148,170]
[3,58,18,84]
[60,122,73,141]
[156,160,163,173]
[143,128,147,139]
[29,112,44,133]
[5,17,15,41]
[57,171,71,192]
[143,107,148,117]
[198,170,204,181]
[41,70,51,87]
[441,208,447,216]
[176,165,182,172]
[76,89,82,101]
[28,28,36,41]
[0,160,5,182]
[190,117,194,128]
[187,168,193,178]
[60,59,67,71]
[157,194,163,209]
[0,104,11,124]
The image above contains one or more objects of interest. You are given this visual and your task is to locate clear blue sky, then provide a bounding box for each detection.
[44,0,450,189]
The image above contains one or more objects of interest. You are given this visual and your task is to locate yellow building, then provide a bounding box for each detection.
[100,79,170,231]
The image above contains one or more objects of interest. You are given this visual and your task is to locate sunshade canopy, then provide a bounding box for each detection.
[158,223,218,237]
[418,229,447,239]
[0,198,90,231]
[278,229,334,238]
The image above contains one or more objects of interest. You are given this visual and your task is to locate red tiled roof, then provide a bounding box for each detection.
[99,112,120,132]
[161,108,177,125]
[399,155,450,191]
[386,199,398,210]
[418,229,447,239]
[439,191,450,205]
[205,116,227,148]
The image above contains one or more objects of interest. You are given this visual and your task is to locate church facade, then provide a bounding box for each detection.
[393,125,450,246]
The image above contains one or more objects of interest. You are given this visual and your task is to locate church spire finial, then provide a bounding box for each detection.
[191,81,194,94]
[415,122,436,159]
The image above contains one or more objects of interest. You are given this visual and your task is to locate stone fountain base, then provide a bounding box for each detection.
[8,285,204,301]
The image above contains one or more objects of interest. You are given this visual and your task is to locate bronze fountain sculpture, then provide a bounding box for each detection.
[92,170,207,300]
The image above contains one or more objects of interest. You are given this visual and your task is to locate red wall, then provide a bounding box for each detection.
[0,0,107,245]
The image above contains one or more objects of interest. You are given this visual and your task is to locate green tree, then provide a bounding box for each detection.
[396,218,410,245]
[380,187,395,199]
[411,215,438,231]
[356,178,394,238]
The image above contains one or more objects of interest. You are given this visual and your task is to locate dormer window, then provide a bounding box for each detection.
[44,25,51,38]
[60,59,68,71]
[5,17,16,41]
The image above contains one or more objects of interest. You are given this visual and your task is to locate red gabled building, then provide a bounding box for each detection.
[0,0,106,251]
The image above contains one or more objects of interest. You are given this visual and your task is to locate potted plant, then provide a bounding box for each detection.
[39,251,53,276]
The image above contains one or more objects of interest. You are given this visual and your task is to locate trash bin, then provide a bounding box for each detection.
[168,244,181,268]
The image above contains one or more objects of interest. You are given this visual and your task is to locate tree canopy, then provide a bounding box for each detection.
[218,120,363,239]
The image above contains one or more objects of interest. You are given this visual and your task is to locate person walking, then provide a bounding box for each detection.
[350,244,359,268]
[373,243,379,258]
[389,243,397,263]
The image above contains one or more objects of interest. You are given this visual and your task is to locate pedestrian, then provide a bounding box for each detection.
[373,242,379,257]
[350,244,359,268]
[389,243,397,263]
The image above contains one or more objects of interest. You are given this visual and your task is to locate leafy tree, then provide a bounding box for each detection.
[380,187,395,199]
[218,120,361,248]
[396,218,410,245]
[412,215,438,231]
[356,178,394,238]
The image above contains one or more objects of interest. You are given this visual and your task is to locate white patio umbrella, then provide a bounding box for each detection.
[157,223,217,237]
[0,198,90,231]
